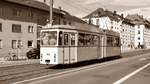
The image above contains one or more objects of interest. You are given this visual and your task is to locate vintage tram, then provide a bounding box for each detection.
[40,24,121,64]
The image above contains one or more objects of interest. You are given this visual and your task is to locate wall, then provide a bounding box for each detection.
[0,18,37,59]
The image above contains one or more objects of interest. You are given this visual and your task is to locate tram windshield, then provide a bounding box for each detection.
[41,31,57,46]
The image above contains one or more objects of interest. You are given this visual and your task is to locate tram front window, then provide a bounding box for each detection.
[41,31,57,46]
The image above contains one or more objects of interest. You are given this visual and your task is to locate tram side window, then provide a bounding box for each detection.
[90,35,98,46]
[64,33,69,45]
[85,34,91,46]
[59,31,63,45]
[78,33,85,46]
[93,35,98,46]
[107,37,113,47]
[71,33,75,46]
[114,37,120,47]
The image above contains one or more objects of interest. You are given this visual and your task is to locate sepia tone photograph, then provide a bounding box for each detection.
[0,0,150,84]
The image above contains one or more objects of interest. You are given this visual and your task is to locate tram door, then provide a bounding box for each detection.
[97,36,101,58]
[63,32,77,64]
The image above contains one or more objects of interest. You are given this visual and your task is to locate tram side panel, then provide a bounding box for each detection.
[105,47,121,57]
[105,36,121,57]
[77,47,98,62]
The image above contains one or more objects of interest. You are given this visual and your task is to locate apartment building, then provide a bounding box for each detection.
[0,0,85,60]
[83,8,122,32]
[83,8,135,52]
[126,14,150,49]
[121,19,135,52]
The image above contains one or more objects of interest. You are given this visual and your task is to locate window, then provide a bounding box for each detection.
[93,35,98,46]
[69,22,72,25]
[96,19,99,25]
[12,24,21,33]
[0,23,2,32]
[63,20,67,25]
[12,40,17,49]
[90,19,93,24]
[138,37,140,40]
[78,33,98,46]
[28,40,34,48]
[70,33,75,46]
[58,31,63,45]
[0,7,4,16]
[0,40,3,49]
[28,25,34,33]
[78,33,85,46]
[107,37,113,46]
[13,9,21,17]
[138,30,140,34]
[113,37,120,47]
[28,11,34,18]
[64,33,69,45]
[18,40,22,48]
[41,31,57,46]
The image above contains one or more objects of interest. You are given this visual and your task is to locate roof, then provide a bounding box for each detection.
[122,18,135,26]
[4,0,85,24]
[5,0,69,14]
[83,8,104,19]
[126,14,150,28]
[126,14,145,25]
[83,8,122,22]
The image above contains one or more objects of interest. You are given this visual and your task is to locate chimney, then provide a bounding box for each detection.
[98,11,101,16]
[121,14,124,18]
[114,10,117,14]
[59,6,62,10]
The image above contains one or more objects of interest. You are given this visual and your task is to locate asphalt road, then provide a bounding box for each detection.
[13,53,150,84]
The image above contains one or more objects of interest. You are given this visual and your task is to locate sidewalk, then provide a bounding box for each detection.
[0,59,40,68]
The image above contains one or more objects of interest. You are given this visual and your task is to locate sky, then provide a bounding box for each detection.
[53,0,150,18]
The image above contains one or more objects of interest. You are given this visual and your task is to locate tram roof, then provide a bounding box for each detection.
[42,23,104,34]
[41,24,120,37]
[104,29,120,36]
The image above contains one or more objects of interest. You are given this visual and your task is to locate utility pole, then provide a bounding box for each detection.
[59,6,62,24]
[49,0,53,26]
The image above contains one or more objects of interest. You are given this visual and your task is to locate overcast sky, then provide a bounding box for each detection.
[53,0,150,18]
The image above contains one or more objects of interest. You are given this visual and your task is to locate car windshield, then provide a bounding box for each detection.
[41,31,57,46]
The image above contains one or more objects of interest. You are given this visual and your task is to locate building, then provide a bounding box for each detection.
[121,19,135,52]
[83,8,136,52]
[83,8,122,32]
[0,0,85,60]
[126,14,150,49]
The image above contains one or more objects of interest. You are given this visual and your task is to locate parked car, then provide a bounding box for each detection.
[26,48,40,59]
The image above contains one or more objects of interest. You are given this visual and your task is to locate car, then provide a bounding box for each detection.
[26,48,40,59]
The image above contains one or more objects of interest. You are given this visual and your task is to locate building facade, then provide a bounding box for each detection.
[83,8,135,52]
[126,14,150,49]
[121,20,135,52]
[0,0,85,60]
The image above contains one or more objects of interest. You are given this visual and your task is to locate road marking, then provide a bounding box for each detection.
[139,58,147,61]
[113,62,150,84]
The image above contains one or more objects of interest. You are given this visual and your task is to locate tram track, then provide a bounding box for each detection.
[0,64,58,84]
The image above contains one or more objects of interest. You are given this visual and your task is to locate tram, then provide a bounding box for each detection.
[40,24,121,64]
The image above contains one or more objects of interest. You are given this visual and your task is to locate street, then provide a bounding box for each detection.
[10,53,150,84]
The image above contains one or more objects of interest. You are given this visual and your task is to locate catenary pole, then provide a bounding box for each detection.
[49,0,53,26]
